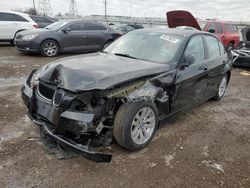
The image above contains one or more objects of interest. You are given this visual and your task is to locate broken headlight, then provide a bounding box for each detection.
[30,71,39,88]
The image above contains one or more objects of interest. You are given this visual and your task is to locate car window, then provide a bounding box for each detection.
[13,14,28,22]
[218,41,226,55]
[216,23,223,34]
[224,24,238,33]
[208,22,215,32]
[184,35,204,65]
[105,31,184,64]
[68,23,84,31]
[43,17,53,23]
[205,35,220,59]
[84,23,107,31]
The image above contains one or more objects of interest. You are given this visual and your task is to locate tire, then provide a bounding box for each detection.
[113,101,158,151]
[227,42,234,50]
[214,74,228,101]
[40,40,59,57]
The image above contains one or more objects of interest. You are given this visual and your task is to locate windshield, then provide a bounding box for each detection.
[105,31,184,63]
[45,21,69,30]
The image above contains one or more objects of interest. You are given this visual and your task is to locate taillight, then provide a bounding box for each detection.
[33,24,38,28]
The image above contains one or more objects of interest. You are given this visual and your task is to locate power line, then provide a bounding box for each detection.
[38,0,52,16]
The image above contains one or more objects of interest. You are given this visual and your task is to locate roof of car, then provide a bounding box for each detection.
[0,10,29,16]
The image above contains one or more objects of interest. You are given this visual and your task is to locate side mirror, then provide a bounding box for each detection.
[62,27,71,33]
[208,28,215,33]
[182,55,195,68]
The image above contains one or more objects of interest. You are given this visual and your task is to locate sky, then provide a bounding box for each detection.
[1,0,250,21]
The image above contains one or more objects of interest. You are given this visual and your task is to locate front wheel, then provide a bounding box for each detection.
[214,74,228,100]
[113,101,158,151]
[40,40,59,57]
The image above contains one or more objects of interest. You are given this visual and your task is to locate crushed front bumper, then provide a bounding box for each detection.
[21,71,112,162]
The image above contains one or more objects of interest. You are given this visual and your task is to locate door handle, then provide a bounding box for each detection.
[81,35,86,38]
[198,65,208,71]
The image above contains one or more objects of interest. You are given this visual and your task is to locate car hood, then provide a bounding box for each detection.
[19,28,52,35]
[166,10,201,30]
[38,53,170,92]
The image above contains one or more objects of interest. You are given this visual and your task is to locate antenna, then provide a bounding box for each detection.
[38,0,52,16]
[69,0,78,17]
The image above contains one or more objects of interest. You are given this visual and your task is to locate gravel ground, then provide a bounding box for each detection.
[0,43,250,188]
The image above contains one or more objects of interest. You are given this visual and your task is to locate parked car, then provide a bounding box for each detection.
[0,10,38,44]
[232,27,250,68]
[30,15,58,28]
[111,24,134,35]
[15,20,121,57]
[21,28,232,162]
[167,10,240,49]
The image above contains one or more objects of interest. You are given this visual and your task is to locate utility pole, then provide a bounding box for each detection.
[104,0,107,19]
[38,0,52,16]
[33,0,37,15]
[130,4,132,18]
[69,0,78,17]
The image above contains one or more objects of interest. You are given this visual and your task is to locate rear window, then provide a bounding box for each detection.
[224,24,238,33]
[204,35,220,59]
[84,23,107,31]
[0,12,28,22]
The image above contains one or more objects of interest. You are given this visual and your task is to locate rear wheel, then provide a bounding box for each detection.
[40,40,59,57]
[214,74,228,100]
[113,101,158,151]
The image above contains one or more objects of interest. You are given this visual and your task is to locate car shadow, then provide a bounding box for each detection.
[0,42,13,47]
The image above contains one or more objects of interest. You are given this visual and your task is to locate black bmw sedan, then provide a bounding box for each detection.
[14,20,121,57]
[21,28,232,162]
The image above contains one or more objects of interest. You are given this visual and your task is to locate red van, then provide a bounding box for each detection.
[167,10,240,49]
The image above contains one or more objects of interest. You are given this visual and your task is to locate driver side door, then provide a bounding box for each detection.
[60,22,88,51]
[173,34,208,111]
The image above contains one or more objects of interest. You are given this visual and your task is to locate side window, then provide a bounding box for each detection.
[0,13,13,21]
[84,23,107,31]
[208,22,215,32]
[44,17,53,23]
[216,23,223,34]
[13,14,28,22]
[225,24,238,33]
[68,23,84,31]
[205,35,220,59]
[184,35,205,65]
[218,41,226,55]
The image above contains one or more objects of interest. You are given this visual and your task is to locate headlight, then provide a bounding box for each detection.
[30,71,39,88]
[22,34,39,41]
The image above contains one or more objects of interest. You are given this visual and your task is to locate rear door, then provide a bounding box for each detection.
[173,34,208,111]
[60,22,88,51]
[83,22,108,50]
[215,22,226,44]
[203,35,227,98]
[0,12,18,40]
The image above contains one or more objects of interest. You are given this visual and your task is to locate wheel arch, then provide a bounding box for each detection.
[40,38,61,52]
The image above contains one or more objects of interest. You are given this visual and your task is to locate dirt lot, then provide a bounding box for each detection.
[0,43,250,188]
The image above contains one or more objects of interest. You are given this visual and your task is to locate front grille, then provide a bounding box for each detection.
[38,82,55,100]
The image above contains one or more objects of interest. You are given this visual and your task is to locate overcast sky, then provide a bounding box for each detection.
[1,0,250,21]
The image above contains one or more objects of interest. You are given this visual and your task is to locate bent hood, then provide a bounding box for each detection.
[38,53,170,91]
[167,10,201,30]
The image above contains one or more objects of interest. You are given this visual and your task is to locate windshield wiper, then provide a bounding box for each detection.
[114,53,137,59]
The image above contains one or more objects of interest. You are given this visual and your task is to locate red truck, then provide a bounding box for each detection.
[167,10,240,49]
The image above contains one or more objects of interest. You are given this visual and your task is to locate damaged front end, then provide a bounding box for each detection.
[21,68,176,162]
